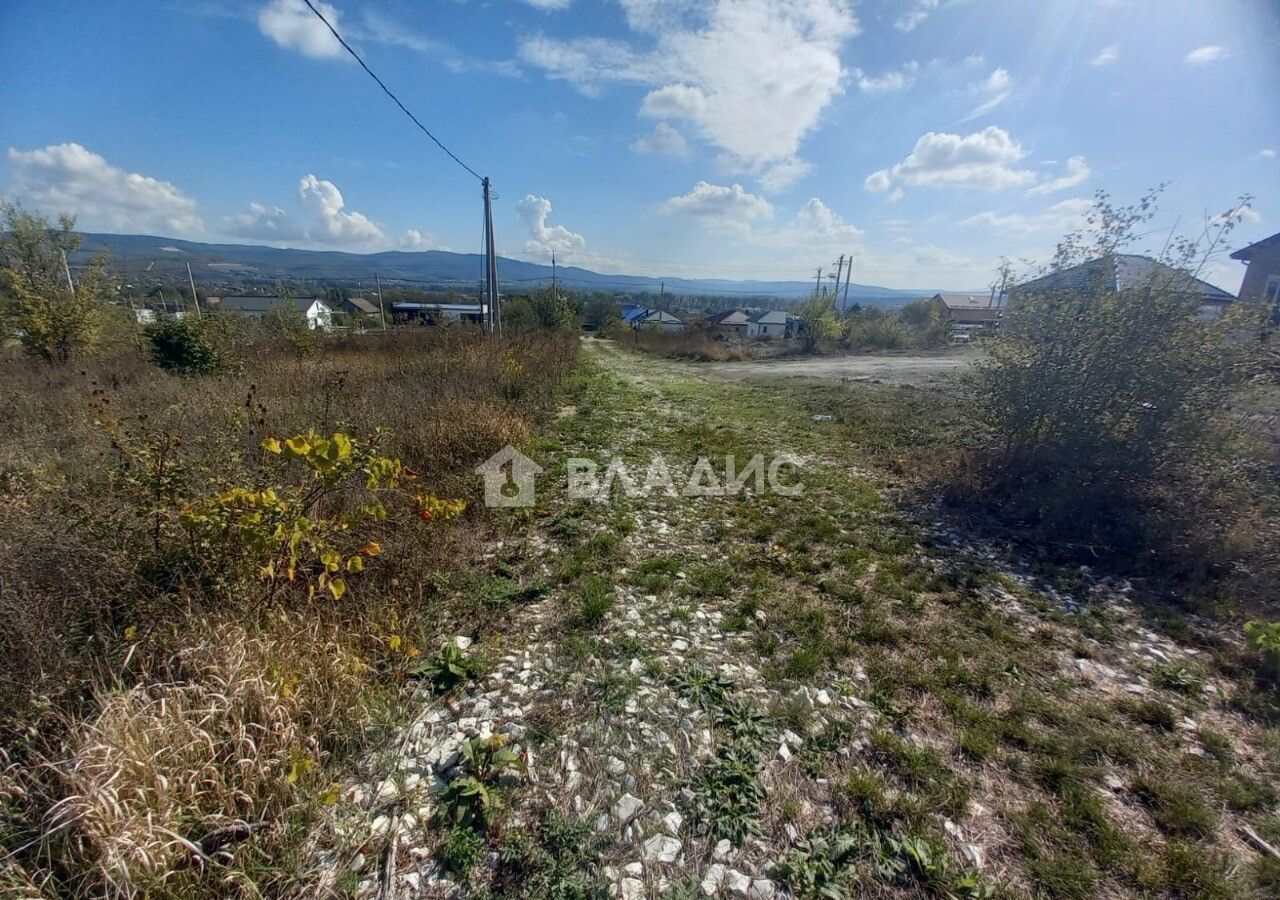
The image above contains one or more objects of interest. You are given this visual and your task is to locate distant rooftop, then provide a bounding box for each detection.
[1017,254,1233,302]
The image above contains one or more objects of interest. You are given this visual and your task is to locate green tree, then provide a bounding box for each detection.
[504,287,578,331]
[795,294,842,353]
[0,202,113,362]
[261,289,318,356]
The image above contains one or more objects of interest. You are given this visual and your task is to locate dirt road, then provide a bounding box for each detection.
[695,349,976,386]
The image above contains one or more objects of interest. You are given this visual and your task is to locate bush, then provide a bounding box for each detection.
[968,191,1263,561]
[146,317,224,374]
[846,309,910,350]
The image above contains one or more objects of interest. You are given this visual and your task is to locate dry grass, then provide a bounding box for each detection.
[0,325,577,897]
[624,326,747,361]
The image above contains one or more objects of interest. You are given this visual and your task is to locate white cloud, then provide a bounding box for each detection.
[522,0,573,9]
[961,67,1013,120]
[758,156,813,193]
[517,194,586,255]
[1089,44,1120,66]
[1184,44,1226,65]
[520,0,858,185]
[662,180,774,232]
[631,122,689,157]
[6,142,203,234]
[298,174,386,246]
[961,197,1092,234]
[399,229,438,250]
[1026,155,1092,195]
[895,0,939,32]
[792,198,863,238]
[854,62,918,93]
[1260,149,1276,160]
[258,0,344,60]
[226,202,304,241]
[865,127,1036,194]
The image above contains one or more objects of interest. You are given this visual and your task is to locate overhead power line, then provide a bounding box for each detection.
[298,0,483,182]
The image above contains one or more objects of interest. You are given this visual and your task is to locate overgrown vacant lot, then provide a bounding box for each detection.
[3,332,1278,899]
[295,339,1278,900]
[0,328,576,897]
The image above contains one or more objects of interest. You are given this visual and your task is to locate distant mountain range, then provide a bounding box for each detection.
[72,233,946,306]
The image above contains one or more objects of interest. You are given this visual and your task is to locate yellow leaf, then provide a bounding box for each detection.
[388,634,402,651]
[329,577,347,600]
[363,541,382,557]
[261,437,283,454]
[123,625,137,642]
[347,555,365,573]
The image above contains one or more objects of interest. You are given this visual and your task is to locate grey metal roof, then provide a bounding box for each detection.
[933,292,1002,310]
[1016,254,1233,302]
[748,310,790,324]
[1230,232,1280,262]
[707,309,750,325]
[215,295,323,314]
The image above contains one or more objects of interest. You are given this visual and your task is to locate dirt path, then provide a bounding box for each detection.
[318,340,1278,900]
[694,350,976,386]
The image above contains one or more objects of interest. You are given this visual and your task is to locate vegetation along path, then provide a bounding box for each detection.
[321,338,1279,900]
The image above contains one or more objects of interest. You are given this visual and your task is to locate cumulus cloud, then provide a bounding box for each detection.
[961,197,1093,234]
[6,142,203,234]
[520,0,858,184]
[258,0,344,59]
[298,174,386,246]
[399,229,438,250]
[631,122,689,157]
[1089,44,1120,66]
[1259,149,1276,160]
[1026,156,1092,195]
[662,181,774,230]
[792,198,862,238]
[517,194,586,255]
[521,0,573,8]
[1185,45,1225,65]
[864,127,1035,194]
[895,0,939,32]
[226,201,305,241]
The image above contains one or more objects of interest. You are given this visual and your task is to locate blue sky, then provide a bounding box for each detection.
[2,0,1277,290]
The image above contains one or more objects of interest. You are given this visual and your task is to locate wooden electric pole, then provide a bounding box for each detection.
[482,177,500,332]
[832,254,845,305]
[842,251,853,310]
[185,261,202,318]
[552,250,557,298]
[814,267,823,298]
[375,272,387,331]
[60,249,75,294]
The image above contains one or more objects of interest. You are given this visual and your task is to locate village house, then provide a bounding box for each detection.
[339,295,382,318]
[705,308,752,336]
[746,309,792,339]
[391,302,487,325]
[212,295,332,329]
[620,305,685,331]
[1231,232,1280,307]
[1014,254,1235,321]
[931,292,1005,333]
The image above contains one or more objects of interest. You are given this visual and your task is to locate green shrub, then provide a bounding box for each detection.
[146,317,223,374]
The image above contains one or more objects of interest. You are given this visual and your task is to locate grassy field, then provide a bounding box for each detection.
[0,328,577,898]
[2,331,1277,899]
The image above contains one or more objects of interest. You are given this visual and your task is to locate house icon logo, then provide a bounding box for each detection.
[475,445,544,508]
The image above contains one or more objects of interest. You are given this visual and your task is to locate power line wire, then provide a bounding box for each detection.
[298,0,483,182]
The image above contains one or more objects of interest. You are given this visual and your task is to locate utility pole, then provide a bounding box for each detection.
[482,177,500,332]
[551,250,557,298]
[814,267,823,298]
[60,249,75,294]
[842,251,853,310]
[832,255,845,306]
[375,272,387,331]
[185,261,202,318]
[660,280,665,308]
